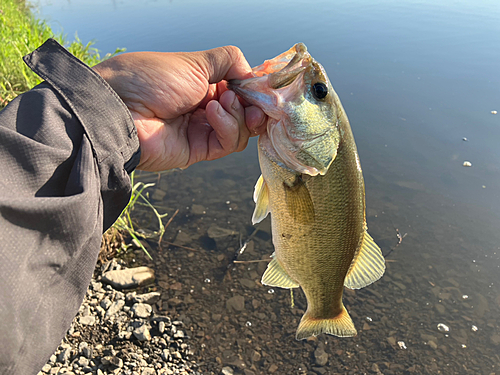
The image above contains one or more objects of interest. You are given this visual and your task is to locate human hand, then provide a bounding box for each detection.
[93,46,267,171]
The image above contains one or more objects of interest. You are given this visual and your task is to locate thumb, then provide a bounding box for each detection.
[195,46,253,83]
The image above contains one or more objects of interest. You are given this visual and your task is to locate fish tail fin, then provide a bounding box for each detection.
[295,305,357,340]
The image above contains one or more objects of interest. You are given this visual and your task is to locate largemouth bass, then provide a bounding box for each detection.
[228,43,385,340]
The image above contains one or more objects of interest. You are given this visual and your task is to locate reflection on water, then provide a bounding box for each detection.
[34,0,500,373]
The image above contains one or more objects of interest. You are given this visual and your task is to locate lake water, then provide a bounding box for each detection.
[32,0,500,374]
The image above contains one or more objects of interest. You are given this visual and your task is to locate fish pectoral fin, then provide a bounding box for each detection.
[344,231,386,289]
[252,175,270,224]
[261,258,299,289]
[284,176,315,224]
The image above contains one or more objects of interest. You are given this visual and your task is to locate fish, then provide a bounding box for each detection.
[228,43,385,340]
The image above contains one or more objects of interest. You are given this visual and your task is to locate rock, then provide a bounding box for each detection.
[314,346,329,366]
[132,292,161,305]
[41,363,52,372]
[174,230,191,246]
[141,368,156,375]
[100,297,112,310]
[268,364,279,373]
[101,267,155,289]
[435,304,446,314]
[78,316,95,326]
[159,321,166,333]
[387,336,397,346]
[77,356,89,367]
[131,303,152,318]
[490,334,500,346]
[312,367,328,375]
[221,366,234,375]
[207,225,238,249]
[101,356,123,368]
[191,204,206,215]
[57,347,71,364]
[226,295,245,311]
[251,350,261,362]
[134,324,152,341]
[239,278,256,289]
[105,300,125,318]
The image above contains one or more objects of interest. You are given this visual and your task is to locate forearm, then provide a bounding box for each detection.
[0,39,139,374]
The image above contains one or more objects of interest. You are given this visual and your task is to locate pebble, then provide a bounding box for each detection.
[226,295,245,311]
[463,161,472,167]
[106,299,125,317]
[40,263,196,375]
[314,346,329,366]
[221,366,234,375]
[131,303,152,318]
[133,324,152,341]
[78,315,95,325]
[101,266,155,289]
[132,292,161,305]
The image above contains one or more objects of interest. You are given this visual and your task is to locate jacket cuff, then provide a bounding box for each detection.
[23,38,140,174]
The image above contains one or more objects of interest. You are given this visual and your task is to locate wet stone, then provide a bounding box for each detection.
[490,334,500,346]
[226,295,245,311]
[174,230,191,246]
[435,303,446,314]
[314,346,329,366]
[268,364,279,373]
[207,225,238,249]
[191,204,206,215]
[132,292,161,305]
[239,278,256,289]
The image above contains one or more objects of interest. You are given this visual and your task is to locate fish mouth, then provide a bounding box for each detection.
[227,43,312,111]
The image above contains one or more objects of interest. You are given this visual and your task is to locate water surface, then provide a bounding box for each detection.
[33,0,500,373]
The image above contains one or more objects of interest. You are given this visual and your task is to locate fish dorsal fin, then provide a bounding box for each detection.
[261,256,299,289]
[283,176,315,225]
[344,231,385,289]
[252,175,270,224]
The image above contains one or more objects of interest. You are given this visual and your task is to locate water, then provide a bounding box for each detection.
[33,0,500,373]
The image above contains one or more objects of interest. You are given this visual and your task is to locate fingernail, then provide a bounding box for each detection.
[231,93,240,112]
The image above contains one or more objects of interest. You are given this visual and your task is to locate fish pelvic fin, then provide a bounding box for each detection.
[296,305,357,340]
[344,231,386,289]
[252,175,270,224]
[261,257,299,289]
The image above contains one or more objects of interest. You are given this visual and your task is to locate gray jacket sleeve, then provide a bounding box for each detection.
[0,39,140,374]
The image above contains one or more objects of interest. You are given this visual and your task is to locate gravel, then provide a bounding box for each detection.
[37,259,199,375]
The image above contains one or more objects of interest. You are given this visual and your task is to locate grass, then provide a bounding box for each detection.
[109,172,169,260]
[1,0,169,260]
[0,0,124,108]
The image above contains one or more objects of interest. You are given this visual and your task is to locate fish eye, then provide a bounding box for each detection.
[312,82,328,100]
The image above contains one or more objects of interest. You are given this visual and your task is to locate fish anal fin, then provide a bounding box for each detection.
[283,176,314,224]
[252,175,270,224]
[261,258,299,289]
[296,305,357,340]
[344,231,386,289]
